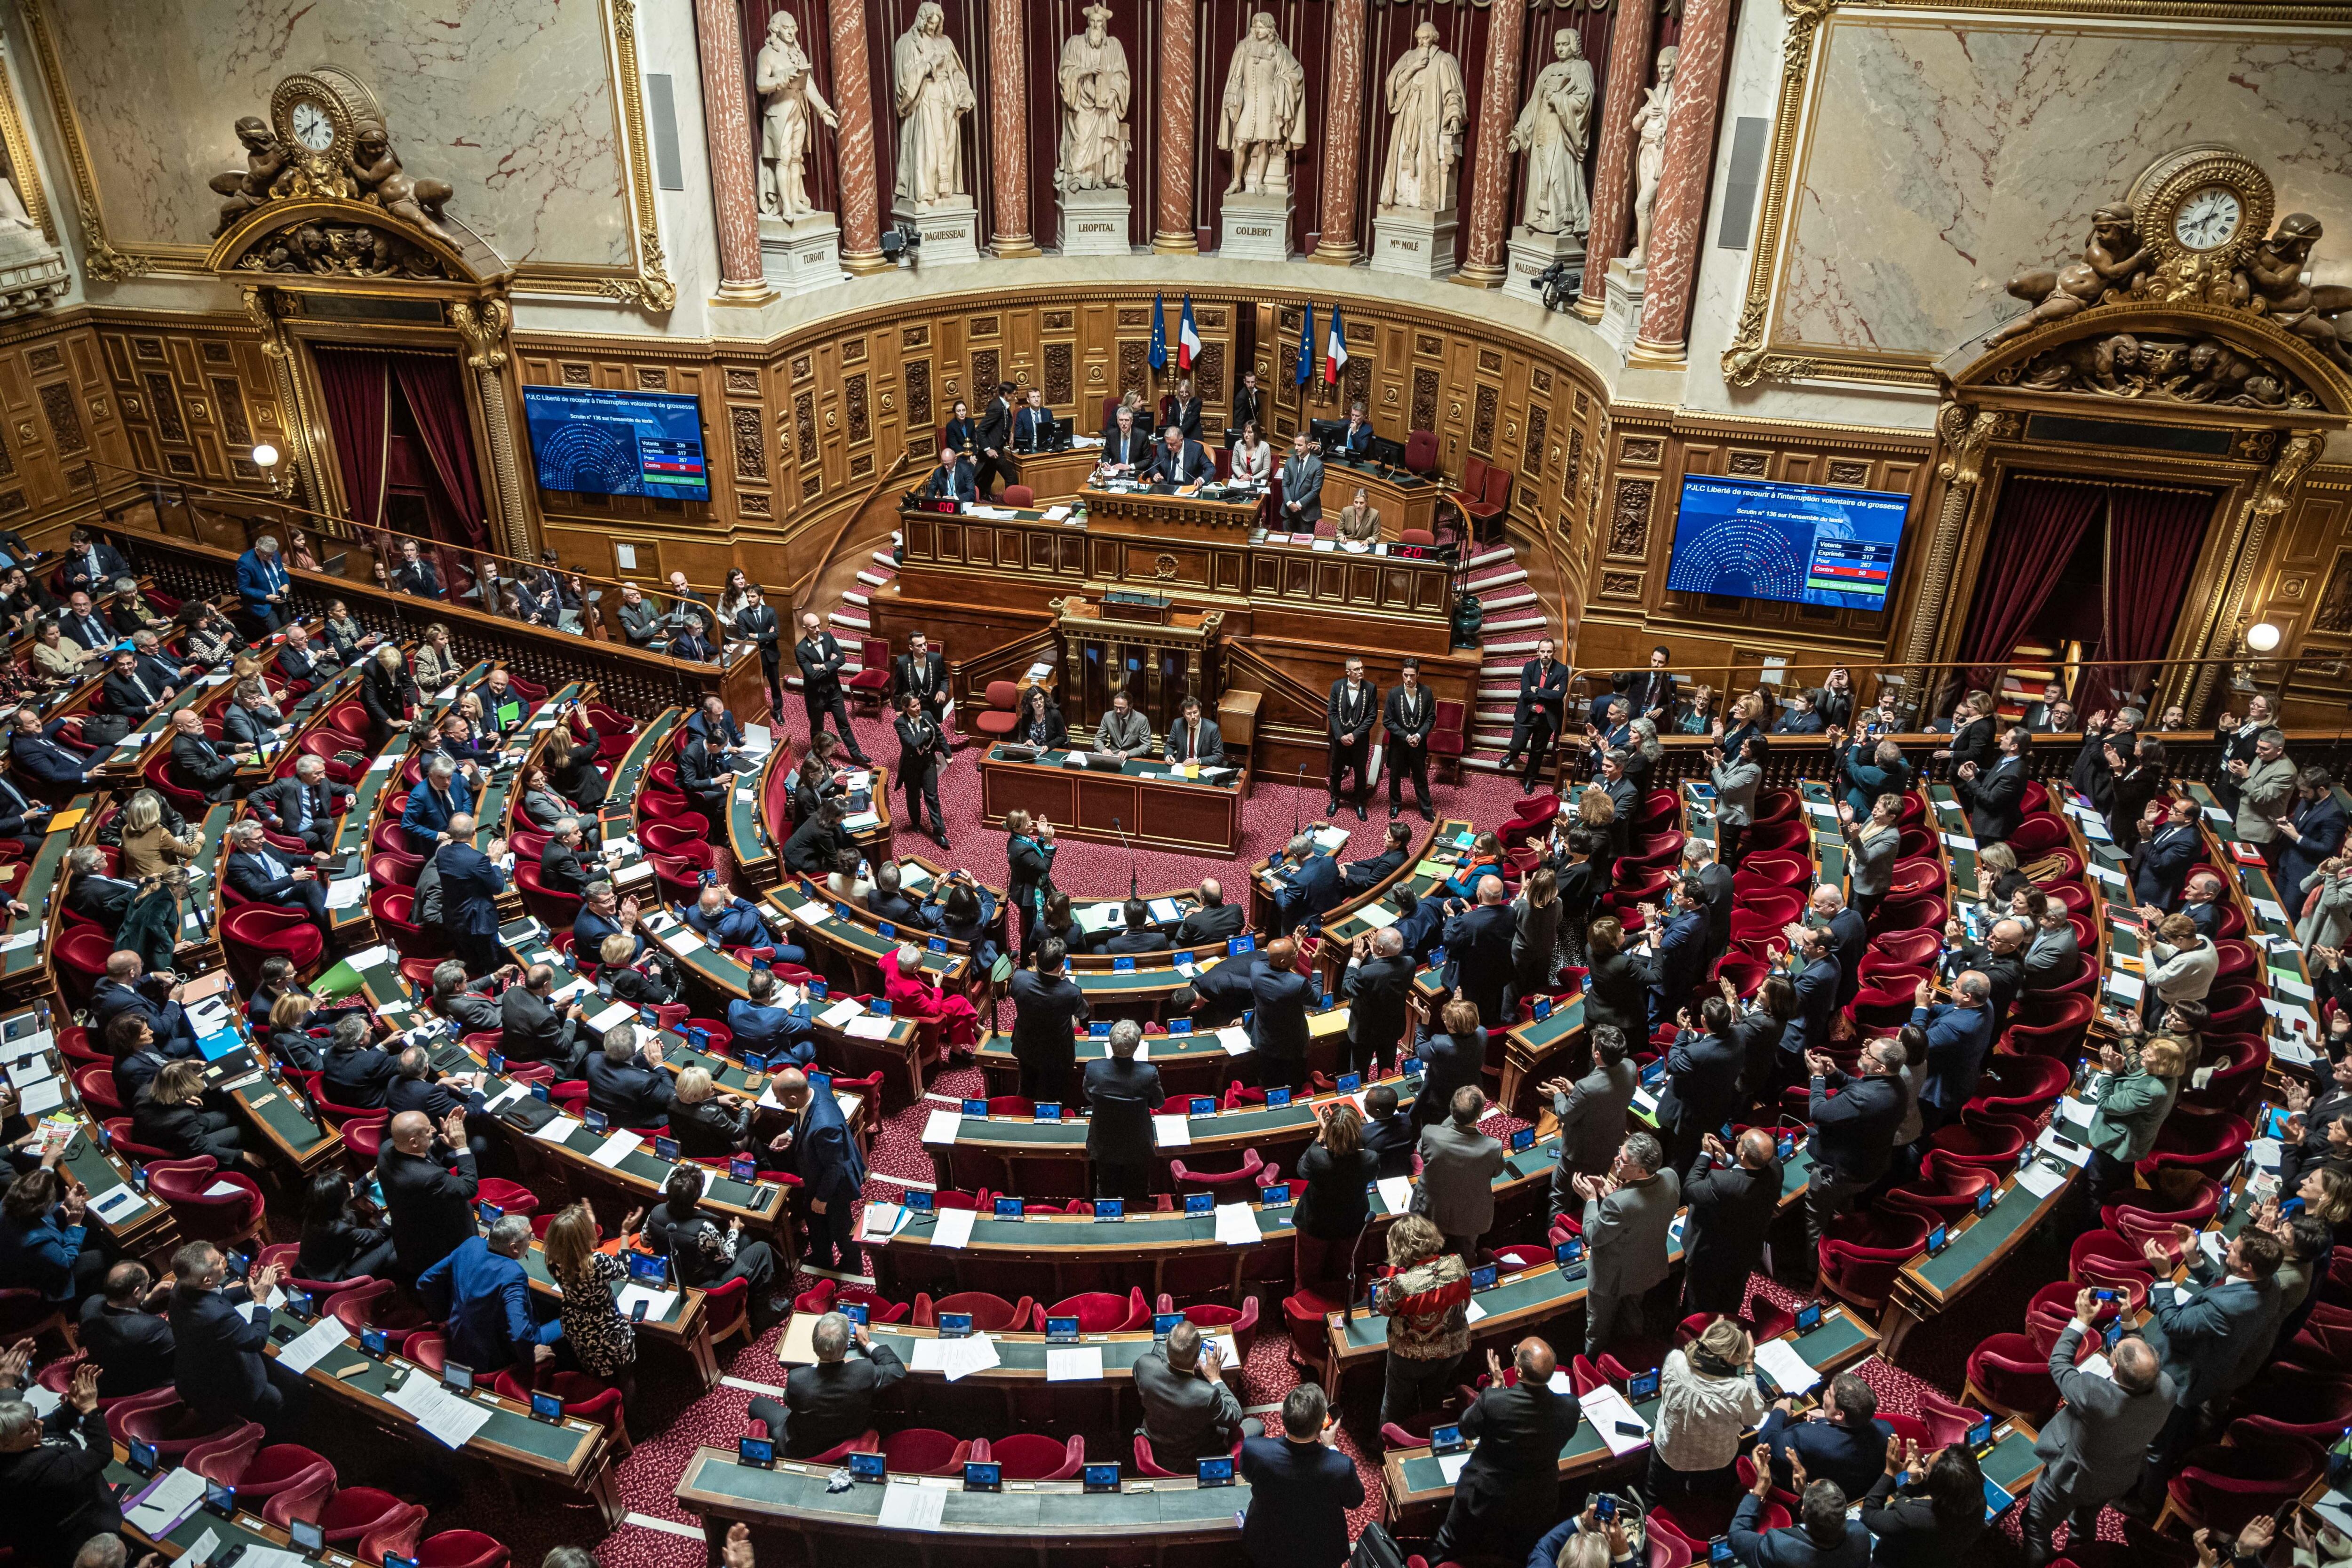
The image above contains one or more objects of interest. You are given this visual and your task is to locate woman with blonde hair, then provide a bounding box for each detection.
[2082,1034,2184,1219]
[1938,688,1998,771]
[1843,791,1903,920]
[265,990,326,1072]
[119,789,200,878]
[1370,1212,1470,1425]
[1973,840,2032,907]
[668,1064,756,1161]
[412,622,457,689]
[1512,865,1562,1009]
[1582,915,1645,1035]
[1676,684,1717,737]
[544,1199,640,1397]
[1717,691,1766,761]
[1652,1314,1764,1504]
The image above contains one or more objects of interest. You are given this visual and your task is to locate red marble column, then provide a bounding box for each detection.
[829,0,885,273]
[1455,0,1528,287]
[1153,0,1198,254]
[1578,0,1658,315]
[1311,0,1369,264]
[986,0,1038,255]
[692,0,773,302]
[1635,0,1731,356]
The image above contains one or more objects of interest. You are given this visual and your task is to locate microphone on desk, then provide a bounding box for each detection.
[1114,816,1138,900]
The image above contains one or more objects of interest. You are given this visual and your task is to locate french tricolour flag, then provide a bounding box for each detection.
[1177,294,1201,371]
[1324,303,1349,385]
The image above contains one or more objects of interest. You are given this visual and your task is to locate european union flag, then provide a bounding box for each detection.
[1295,302,1314,386]
[1148,292,1168,371]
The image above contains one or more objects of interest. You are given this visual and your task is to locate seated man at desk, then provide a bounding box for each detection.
[919,444,976,504]
[1162,693,1224,768]
[169,708,242,804]
[1344,820,1415,892]
[584,1021,673,1130]
[1144,424,1214,486]
[865,861,926,926]
[1135,1319,1250,1468]
[1266,832,1343,937]
[747,1310,905,1460]
[501,963,593,1075]
[1333,401,1375,459]
[1175,876,1245,947]
[1093,690,1154,759]
[224,819,329,928]
[576,880,650,964]
[1335,487,1381,546]
[1097,899,1171,956]
[683,884,772,948]
[616,583,666,651]
[250,754,355,854]
[727,968,815,1067]
[1099,405,1154,473]
[100,648,172,722]
[8,708,96,787]
[417,1212,561,1376]
[1012,387,1055,452]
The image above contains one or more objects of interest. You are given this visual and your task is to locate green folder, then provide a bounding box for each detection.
[313,955,370,999]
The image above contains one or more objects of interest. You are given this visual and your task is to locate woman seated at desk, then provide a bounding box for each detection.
[923,872,1001,969]
[1013,685,1067,751]
[1231,420,1274,484]
[1335,488,1382,547]
[1440,831,1507,900]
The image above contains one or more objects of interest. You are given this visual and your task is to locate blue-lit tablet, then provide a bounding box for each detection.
[1185,1193,1214,1215]
[1094,1198,1125,1221]
[1152,1312,1183,1338]
[1197,1456,1234,1487]
[993,1197,1024,1218]
[1035,1103,1062,1121]
[1260,1182,1291,1205]
[1626,1367,1661,1401]
[1045,1316,1080,1343]
[963,1461,1002,1492]
[1794,1302,1823,1333]
[962,1097,989,1116]
[1510,1127,1537,1152]
[1431,1424,1465,1454]
[1082,1462,1120,1493]
[1189,1096,1216,1116]
[1336,1073,1362,1093]
[1470,1264,1498,1291]
[1265,1087,1291,1107]
[737,1436,774,1468]
[848,1450,886,1481]
[906,1190,935,1213]
[939,1313,974,1338]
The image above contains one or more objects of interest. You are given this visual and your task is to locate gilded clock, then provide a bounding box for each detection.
[2130,145,2273,271]
[268,73,361,198]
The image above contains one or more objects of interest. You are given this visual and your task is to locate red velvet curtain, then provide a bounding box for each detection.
[1955,475,2106,691]
[311,347,389,530]
[390,356,490,549]
[2096,484,2213,702]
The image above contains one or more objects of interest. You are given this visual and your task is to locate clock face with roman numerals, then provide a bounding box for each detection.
[2130,146,2273,273]
[2172,185,2242,253]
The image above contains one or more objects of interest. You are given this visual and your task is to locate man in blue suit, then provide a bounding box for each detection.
[726,968,815,1067]
[1642,876,1710,1033]
[436,812,509,977]
[234,534,292,633]
[224,819,328,929]
[1238,1385,1362,1568]
[2130,795,2199,911]
[1777,925,1843,1078]
[167,1240,304,1435]
[1265,832,1341,937]
[1910,971,1993,1133]
[1728,1455,1871,1568]
[9,708,95,786]
[2135,1226,2285,1507]
[684,885,771,947]
[1248,937,1322,1092]
[774,1067,864,1273]
[400,755,474,853]
[1757,1371,1896,1499]
[1391,887,1444,965]
[417,1214,559,1375]
[920,445,975,504]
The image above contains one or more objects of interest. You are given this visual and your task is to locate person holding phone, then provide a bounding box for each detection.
[1857,1435,1986,1568]
[541,1202,640,1403]
[747,1308,905,1460]
[1237,1384,1360,1568]
[2019,1289,2171,1566]
[1527,1499,1640,1568]
[1652,1316,1765,1507]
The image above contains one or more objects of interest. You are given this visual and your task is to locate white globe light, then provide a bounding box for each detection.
[2245,621,2282,653]
[250,443,279,469]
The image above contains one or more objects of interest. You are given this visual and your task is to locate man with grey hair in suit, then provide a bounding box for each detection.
[1541,1024,1635,1216]
[2021,1288,2171,1566]
[1574,1130,1679,1358]
[1412,1085,1505,1260]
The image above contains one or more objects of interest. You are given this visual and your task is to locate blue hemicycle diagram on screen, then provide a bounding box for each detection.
[521,387,711,502]
[1664,474,1911,612]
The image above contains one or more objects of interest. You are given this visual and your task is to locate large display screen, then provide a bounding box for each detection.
[520,386,709,501]
[1663,474,1911,612]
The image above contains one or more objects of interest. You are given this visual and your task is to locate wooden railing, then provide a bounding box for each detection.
[948,614,1059,723]
[1223,639,1359,785]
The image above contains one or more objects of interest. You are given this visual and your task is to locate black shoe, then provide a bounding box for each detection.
[1419,805,1436,822]
[1327,799,1341,815]
[933,831,952,851]
[1389,804,1402,820]
[1519,780,1534,795]
[1354,803,1367,822]
[850,755,874,769]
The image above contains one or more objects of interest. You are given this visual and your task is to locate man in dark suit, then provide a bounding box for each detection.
[1134,1319,1246,1466]
[676,725,734,819]
[63,846,136,930]
[1324,657,1379,821]
[1498,638,1570,794]
[1642,876,1711,1034]
[773,1066,864,1271]
[1180,947,1262,1028]
[1727,1466,1870,1568]
[377,1107,481,1281]
[1333,403,1374,458]
[1341,927,1414,1077]
[416,1214,558,1374]
[276,622,326,687]
[1393,886,1444,964]
[538,817,590,897]
[1240,1385,1362,1568]
[972,380,1015,496]
[1173,877,1244,947]
[1443,874,1516,1028]
[1343,820,1414,894]
[1626,645,1677,725]
[1954,726,2030,844]
[389,538,442,598]
[2130,794,2199,910]
[1229,371,1264,438]
[1912,970,1994,1132]
[1383,657,1437,821]
[501,963,591,1075]
[58,529,129,596]
[2022,1294,2172,1566]
[1266,831,1343,937]
[892,691,950,850]
[435,813,507,976]
[1687,839,1736,970]
[1658,1000,1751,1183]
[100,649,169,721]
[1100,407,1154,471]
[2135,1227,2284,1505]
[865,861,926,926]
[1099,899,1170,956]
[1248,937,1320,1091]
[1432,1337,1582,1564]
[167,1241,303,1434]
[221,689,287,751]
[2276,764,2348,901]
[782,797,846,877]
[1680,1129,1781,1315]
[318,1015,399,1108]
[386,1045,490,1167]
[1779,926,1843,1071]
[1803,885,1870,1010]
[168,708,240,803]
[225,820,328,928]
[1011,388,1054,452]
[1144,425,1214,485]
[1081,1019,1163,1200]
[56,591,111,651]
[584,1023,673,1129]
[793,612,872,766]
[1162,693,1223,766]
[1010,939,1089,1103]
[250,756,352,853]
[736,585,787,717]
[747,1310,907,1458]
[79,1260,176,1398]
[9,709,95,787]
[892,631,951,731]
[1760,1371,1895,1498]
[2212,695,2272,814]
[1801,1037,1907,1254]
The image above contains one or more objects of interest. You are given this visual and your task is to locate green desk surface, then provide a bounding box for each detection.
[110,1457,326,1562]
[985,745,1244,791]
[518,1241,694,1334]
[1979,1425,2044,1496]
[602,709,680,814]
[57,1122,167,1237]
[7,793,93,978]
[931,1074,1422,1153]
[1321,819,1475,946]
[1927,785,1981,896]
[783,1318,1235,1380]
[221,1063,339,1162]
[772,879,969,984]
[729,744,785,875]
[679,1446,1247,1535]
[974,1029,1241,1072]
[1904,1163,2074,1301]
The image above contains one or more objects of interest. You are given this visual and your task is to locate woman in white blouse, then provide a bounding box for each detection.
[1230,420,1273,484]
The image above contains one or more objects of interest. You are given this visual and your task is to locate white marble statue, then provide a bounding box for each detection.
[0,175,35,233]
[1218,12,1307,197]
[1626,45,1677,268]
[756,13,836,220]
[1378,22,1465,211]
[1057,5,1130,191]
[893,1,975,207]
[1509,29,1594,237]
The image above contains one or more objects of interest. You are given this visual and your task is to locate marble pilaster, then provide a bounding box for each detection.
[1634,0,1731,359]
[1153,0,1198,254]
[828,0,885,274]
[1311,0,1370,264]
[693,0,776,304]
[986,0,1038,256]
[1577,0,1658,316]
[1453,0,1526,287]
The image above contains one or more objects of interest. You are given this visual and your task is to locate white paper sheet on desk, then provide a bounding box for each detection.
[417,1387,493,1449]
[2273,974,2316,1001]
[656,927,702,957]
[2088,864,2126,890]
[586,1000,636,1033]
[877,1479,948,1531]
[1355,902,1398,929]
[2035,1129,2093,1167]
[531,1115,582,1145]
[862,1203,907,1241]
[2275,1037,2321,1068]
[87,1184,142,1222]
[1041,505,1073,522]
[2105,972,2145,1003]
[2312,1489,2352,1538]
[1753,1339,1822,1397]
[786,900,830,931]
[922,1109,963,1144]
[0,927,41,953]
[2054,1096,2094,1131]
[1375,1175,1415,1214]
[910,1338,949,1370]
[845,1015,895,1040]
[1941,833,1979,852]
[1217,1026,1253,1056]
[617,1283,676,1321]
[2264,999,2318,1035]
[325,877,370,911]
[480,1081,528,1113]
[1214,1203,1259,1247]
[15,1076,60,1114]
[1046,1345,1104,1382]
[2250,1136,2284,1171]
[1074,902,1121,934]
[2080,1353,2114,1380]
[841,812,882,833]
[743,724,773,754]
[1438,1451,1470,1484]
[127,1466,207,1535]
[819,999,865,1028]
[2253,898,2289,925]
[589,1130,642,1168]
[1463,1299,1487,1323]
[942,1334,1000,1381]
[1148,897,1184,923]
[276,1314,352,1376]
[1152,1114,1192,1148]
[185,1528,222,1567]
[930,1206,977,1248]
[1581,1385,1652,1456]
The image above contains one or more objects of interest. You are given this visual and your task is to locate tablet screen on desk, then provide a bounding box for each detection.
[1336,1073,1361,1093]
[737,1436,774,1468]
[1034,1103,1062,1121]
[962,1098,988,1116]
[1153,1312,1183,1338]
[993,1198,1025,1218]
[1510,1128,1537,1151]
[288,1519,325,1555]
[1190,1097,1216,1116]
[963,1461,1002,1492]
[1046,1316,1080,1343]
[1431,1424,1464,1454]
[1626,1367,1661,1401]
[849,1451,886,1481]
[1967,1417,1995,1451]
[939,1313,974,1338]
[1185,1193,1214,1215]
[1794,1302,1822,1333]
[1093,1198,1124,1221]
[906,1190,935,1213]
[1197,1456,1234,1487]
[1260,1183,1290,1205]
[1265,1088,1290,1107]
[1083,1463,1120,1493]
[1470,1265,1498,1291]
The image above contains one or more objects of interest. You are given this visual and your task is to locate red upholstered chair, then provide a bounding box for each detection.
[1429,699,1469,783]
[973,680,1020,739]
[315,1487,413,1548]
[1971,1054,2071,1118]
[367,889,443,963]
[981,1433,1084,1480]
[1816,1211,1929,1313]
[847,637,893,714]
[1155,1293,1261,1357]
[184,1423,267,1485]
[879,1429,974,1475]
[119,1398,237,1463]
[54,927,114,1007]
[1034,1288,1149,1333]
[2136,1108,2250,1185]
[330,1277,436,1349]
[255,1460,337,1528]
[413,1530,511,1568]
[1404,429,1439,477]
[357,1505,429,1566]
[1280,1287,1342,1372]
[512,860,584,929]
[1134,1432,1242,1478]
[1963,1333,2066,1422]
[222,904,324,981]
[1883,1162,1995,1224]
[912,1291,1034,1332]
[2164,1429,2325,1534]
[148,1162,266,1248]
[1001,485,1035,508]
[1923,1118,2027,1176]
[1169,1148,1267,1196]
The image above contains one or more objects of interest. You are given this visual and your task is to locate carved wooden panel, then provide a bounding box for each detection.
[1827,459,1871,485]
[1601,573,1642,597]
[1609,478,1654,557]
[1041,310,1072,332]
[845,374,870,445]
[39,383,86,453]
[1525,406,1547,481]
[635,366,667,391]
[1119,342,1147,394]
[1196,343,1225,406]
[143,372,184,442]
[902,325,930,349]
[969,315,999,339]
[1043,344,1073,406]
[971,351,998,399]
[730,406,766,482]
[561,362,591,385]
[739,492,770,516]
[1471,386,1497,454]
[791,354,813,382]
[1620,436,1662,466]
[1728,450,1769,476]
[1411,367,1438,435]
[210,377,250,446]
[1118,308,1152,328]
[1477,349,1502,375]
[1565,427,1584,498]
[793,392,816,463]
[1344,359,1370,412]
[841,336,866,366]
[904,359,932,429]
[27,345,60,373]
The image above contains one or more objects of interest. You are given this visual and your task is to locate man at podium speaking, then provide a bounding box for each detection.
[1143,424,1214,486]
